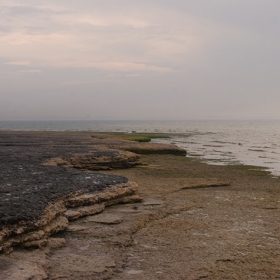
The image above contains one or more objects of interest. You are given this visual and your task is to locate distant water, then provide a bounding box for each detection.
[1,120,280,176]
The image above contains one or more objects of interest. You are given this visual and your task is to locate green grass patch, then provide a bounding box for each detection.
[112,132,170,142]
[227,164,268,170]
[227,164,271,176]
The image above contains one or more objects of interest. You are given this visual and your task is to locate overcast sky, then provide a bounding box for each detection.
[1,0,280,120]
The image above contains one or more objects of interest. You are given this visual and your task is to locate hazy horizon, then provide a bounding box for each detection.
[2,118,280,122]
[1,1,280,121]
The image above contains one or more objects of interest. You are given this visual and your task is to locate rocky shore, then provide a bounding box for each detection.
[1,131,280,279]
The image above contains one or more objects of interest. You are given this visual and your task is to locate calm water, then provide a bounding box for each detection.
[1,120,280,176]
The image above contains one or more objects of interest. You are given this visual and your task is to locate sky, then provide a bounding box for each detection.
[1,0,280,120]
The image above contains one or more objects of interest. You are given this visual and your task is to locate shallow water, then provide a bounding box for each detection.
[152,120,280,176]
[1,120,280,176]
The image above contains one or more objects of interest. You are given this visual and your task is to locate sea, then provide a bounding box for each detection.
[1,120,280,177]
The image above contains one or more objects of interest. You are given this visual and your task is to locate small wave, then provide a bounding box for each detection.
[188,153,204,157]
[173,140,190,144]
[248,149,265,152]
[271,151,280,154]
[211,140,228,144]
[251,145,272,149]
[213,150,232,154]
[227,142,243,145]
[203,145,223,147]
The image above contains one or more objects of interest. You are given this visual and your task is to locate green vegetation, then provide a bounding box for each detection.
[227,164,268,170]
[227,163,270,176]
[112,132,170,142]
[91,132,170,142]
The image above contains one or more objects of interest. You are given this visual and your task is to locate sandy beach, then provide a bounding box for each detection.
[1,132,280,279]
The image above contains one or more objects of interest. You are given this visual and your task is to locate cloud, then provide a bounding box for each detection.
[19,69,41,73]
[2,1,280,120]
[66,61,173,72]
[6,60,31,66]
[126,74,142,77]
[0,1,196,73]
[58,13,150,28]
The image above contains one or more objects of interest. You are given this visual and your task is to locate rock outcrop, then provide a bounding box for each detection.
[43,149,141,170]
[0,131,186,255]
[98,141,187,156]
[0,181,141,254]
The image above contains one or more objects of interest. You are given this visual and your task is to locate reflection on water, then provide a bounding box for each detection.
[152,120,280,176]
[1,120,280,176]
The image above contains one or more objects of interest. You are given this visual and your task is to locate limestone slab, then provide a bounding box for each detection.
[85,213,123,224]
[56,253,116,273]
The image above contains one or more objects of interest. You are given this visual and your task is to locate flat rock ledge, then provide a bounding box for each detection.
[0,181,141,254]
[43,149,141,170]
[108,142,187,156]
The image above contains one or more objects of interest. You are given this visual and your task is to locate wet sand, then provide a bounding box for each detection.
[1,132,280,279]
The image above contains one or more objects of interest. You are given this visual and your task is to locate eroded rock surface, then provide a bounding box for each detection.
[0,132,143,253]
[0,181,141,254]
[0,256,48,280]
[1,132,280,279]
[85,213,123,224]
[43,150,141,170]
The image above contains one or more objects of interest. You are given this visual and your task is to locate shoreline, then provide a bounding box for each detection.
[1,121,280,176]
[1,131,280,279]
[152,135,280,178]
